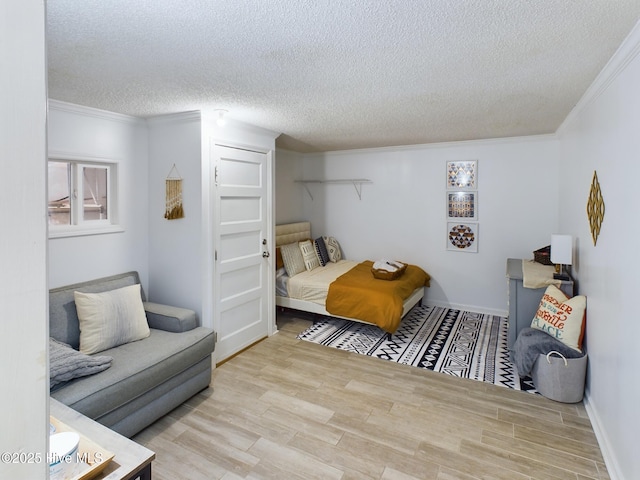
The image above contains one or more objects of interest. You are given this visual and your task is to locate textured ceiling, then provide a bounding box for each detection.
[47,1,640,153]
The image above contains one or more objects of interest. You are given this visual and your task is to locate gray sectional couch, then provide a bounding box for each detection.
[49,271,215,438]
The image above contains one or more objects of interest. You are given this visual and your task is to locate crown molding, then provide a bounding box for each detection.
[301,133,557,159]
[201,114,280,140]
[558,20,640,135]
[48,99,144,125]
[145,110,202,125]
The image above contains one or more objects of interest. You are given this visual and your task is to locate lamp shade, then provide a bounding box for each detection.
[551,234,572,265]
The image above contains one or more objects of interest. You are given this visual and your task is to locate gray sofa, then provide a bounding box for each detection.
[49,271,215,438]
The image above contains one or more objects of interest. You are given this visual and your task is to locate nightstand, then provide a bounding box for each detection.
[506,258,574,350]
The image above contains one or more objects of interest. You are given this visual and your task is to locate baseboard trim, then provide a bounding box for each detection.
[583,389,621,480]
[424,299,508,318]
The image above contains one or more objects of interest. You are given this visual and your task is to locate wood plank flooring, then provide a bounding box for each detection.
[132,312,609,480]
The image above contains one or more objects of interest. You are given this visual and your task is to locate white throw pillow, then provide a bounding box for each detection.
[74,284,150,354]
[299,240,320,271]
[280,242,306,277]
[323,236,342,262]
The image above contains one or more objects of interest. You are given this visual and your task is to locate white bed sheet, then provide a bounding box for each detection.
[286,260,358,305]
[275,268,289,297]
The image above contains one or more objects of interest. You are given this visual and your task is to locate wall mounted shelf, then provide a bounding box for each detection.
[295,179,372,200]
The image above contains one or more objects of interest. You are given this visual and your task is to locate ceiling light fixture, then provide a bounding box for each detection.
[215,109,228,127]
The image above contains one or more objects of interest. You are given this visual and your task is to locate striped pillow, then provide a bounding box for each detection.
[74,284,150,354]
[280,242,306,277]
[314,237,330,266]
[299,240,320,271]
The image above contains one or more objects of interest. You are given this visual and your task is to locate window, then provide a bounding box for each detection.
[48,158,121,237]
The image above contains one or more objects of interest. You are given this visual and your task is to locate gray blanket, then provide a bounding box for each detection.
[513,328,584,377]
[50,337,112,389]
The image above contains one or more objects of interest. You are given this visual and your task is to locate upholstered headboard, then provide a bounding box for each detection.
[275,222,311,247]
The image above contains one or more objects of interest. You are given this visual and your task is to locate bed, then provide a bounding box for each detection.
[275,222,430,334]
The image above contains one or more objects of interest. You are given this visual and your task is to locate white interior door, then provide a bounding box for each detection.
[212,144,272,363]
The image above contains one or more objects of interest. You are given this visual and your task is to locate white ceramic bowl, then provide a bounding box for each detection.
[49,431,79,480]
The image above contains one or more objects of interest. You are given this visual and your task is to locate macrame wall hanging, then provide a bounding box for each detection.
[164,164,184,220]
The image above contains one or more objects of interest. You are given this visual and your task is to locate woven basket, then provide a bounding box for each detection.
[533,245,553,265]
[531,351,587,403]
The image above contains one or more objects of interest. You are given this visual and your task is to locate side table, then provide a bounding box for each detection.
[506,258,574,350]
[50,398,155,480]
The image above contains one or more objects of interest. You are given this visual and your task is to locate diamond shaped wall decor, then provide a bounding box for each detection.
[586,170,605,246]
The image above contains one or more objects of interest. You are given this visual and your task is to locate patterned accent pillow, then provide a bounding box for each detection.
[299,240,320,271]
[314,237,329,266]
[280,242,306,277]
[323,236,342,263]
[530,284,586,352]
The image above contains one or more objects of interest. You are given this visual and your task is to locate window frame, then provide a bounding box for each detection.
[48,154,123,238]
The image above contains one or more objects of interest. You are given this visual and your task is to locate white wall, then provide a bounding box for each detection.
[147,112,205,319]
[47,101,150,290]
[556,22,640,480]
[0,2,48,478]
[275,148,306,224]
[296,136,560,314]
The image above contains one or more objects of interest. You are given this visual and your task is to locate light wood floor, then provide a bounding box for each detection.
[133,312,609,480]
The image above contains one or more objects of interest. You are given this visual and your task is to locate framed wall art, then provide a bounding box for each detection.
[446,160,479,252]
[447,160,477,190]
[447,191,477,220]
[447,222,478,253]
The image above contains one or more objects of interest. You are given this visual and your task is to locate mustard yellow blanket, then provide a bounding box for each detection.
[325,261,430,333]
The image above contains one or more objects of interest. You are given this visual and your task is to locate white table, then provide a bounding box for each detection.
[50,398,155,480]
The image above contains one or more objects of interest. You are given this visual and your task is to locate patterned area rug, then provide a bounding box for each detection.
[297,305,536,392]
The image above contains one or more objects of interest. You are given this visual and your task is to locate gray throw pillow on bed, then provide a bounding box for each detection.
[49,337,113,390]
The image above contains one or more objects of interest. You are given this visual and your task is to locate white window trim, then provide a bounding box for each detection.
[49,224,125,239]
[48,153,123,239]
[77,162,111,226]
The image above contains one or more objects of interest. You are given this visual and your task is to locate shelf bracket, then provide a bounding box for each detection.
[301,183,314,201]
[352,181,363,200]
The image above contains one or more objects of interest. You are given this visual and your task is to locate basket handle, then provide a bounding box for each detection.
[546,351,568,366]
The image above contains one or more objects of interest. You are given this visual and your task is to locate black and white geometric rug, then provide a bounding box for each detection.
[297,304,536,393]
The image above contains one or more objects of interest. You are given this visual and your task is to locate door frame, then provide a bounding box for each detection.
[202,138,276,364]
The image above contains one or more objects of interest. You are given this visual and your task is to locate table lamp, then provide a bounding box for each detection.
[551,234,572,281]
